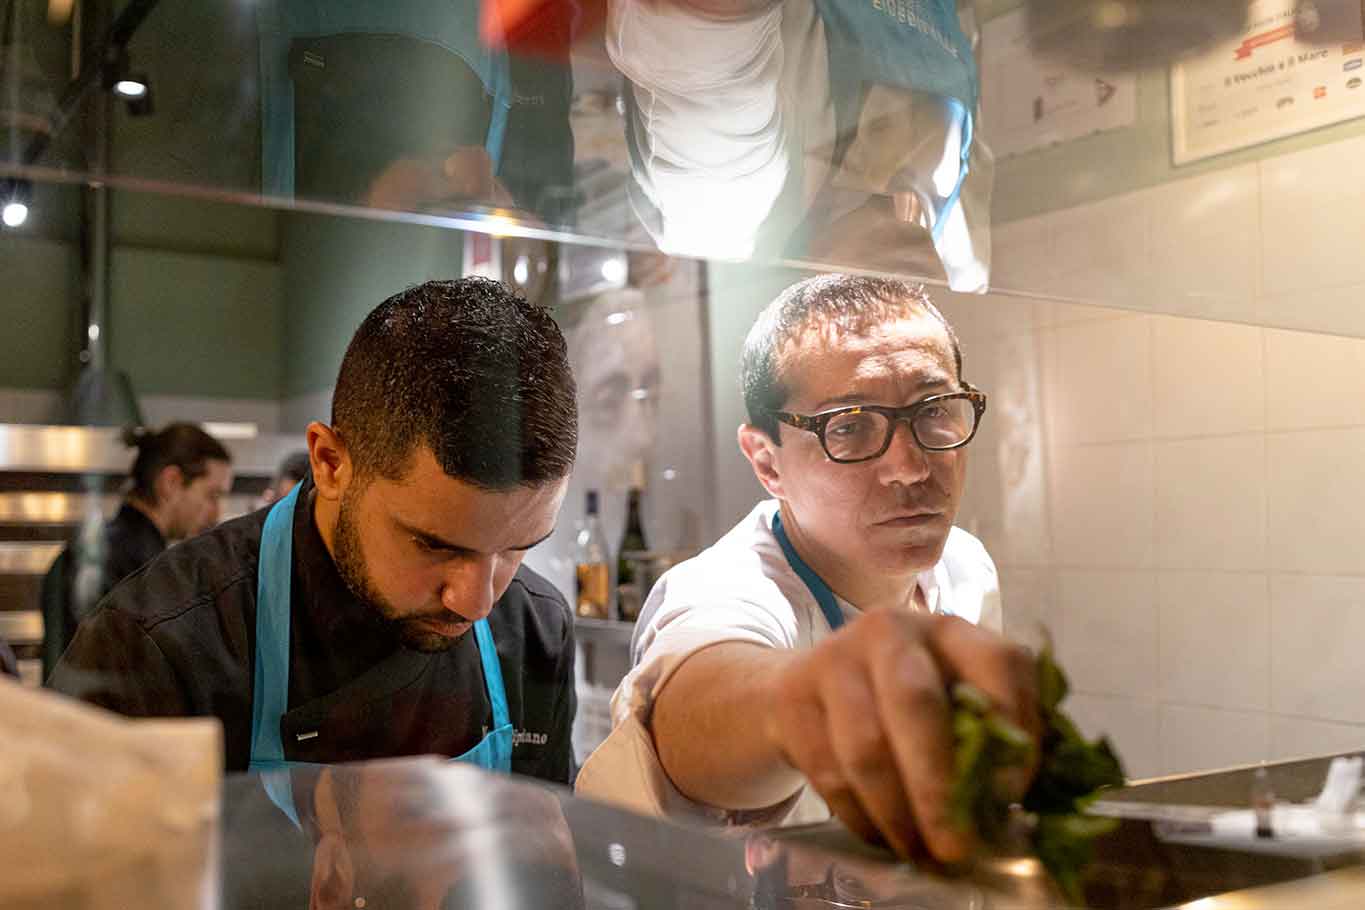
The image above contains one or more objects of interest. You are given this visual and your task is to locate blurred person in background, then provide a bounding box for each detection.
[41,423,232,678]
[258,450,312,509]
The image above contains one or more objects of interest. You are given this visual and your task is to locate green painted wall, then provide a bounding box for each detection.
[983,0,1365,222]
[280,212,464,396]
[111,246,283,397]
[0,235,80,390]
[0,190,284,398]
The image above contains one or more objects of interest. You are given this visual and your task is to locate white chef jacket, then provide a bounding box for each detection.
[576,499,1001,827]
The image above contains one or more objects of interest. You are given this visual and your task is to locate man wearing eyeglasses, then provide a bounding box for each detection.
[578,274,1039,864]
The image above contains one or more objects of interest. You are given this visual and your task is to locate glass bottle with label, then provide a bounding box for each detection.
[616,485,649,621]
[574,490,611,620]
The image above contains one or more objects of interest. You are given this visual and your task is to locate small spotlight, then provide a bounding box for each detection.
[1,179,31,228]
[103,51,154,116]
[600,256,627,284]
[113,78,148,100]
[2,201,28,228]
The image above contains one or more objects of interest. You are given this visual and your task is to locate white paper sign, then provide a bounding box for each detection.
[981,8,1137,158]
[1172,0,1365,164]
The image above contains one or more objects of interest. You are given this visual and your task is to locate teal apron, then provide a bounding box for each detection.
[814,0,978,245]
[247,484,515,825]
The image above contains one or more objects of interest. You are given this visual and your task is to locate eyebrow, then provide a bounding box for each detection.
[394,518,556,553]
[811,377,955,412]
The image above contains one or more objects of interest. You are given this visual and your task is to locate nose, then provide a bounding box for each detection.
[875,420,932,486]
[439,556,499,623]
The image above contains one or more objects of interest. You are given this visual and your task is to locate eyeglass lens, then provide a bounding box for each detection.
[822,398,976,460]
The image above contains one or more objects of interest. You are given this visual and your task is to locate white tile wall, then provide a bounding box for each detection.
[1259,282,1365,339]
[1151,316,1264,438]
[1052,570,1157,699]
[1160,704,1270,774]
[1259,134,1365,299]
[1035,301,1126,329]
[1147,164,1260,322]
[1043,317,1152,446]
[1047,193,1149,307]
[1269,717,1365,762]
[1265,328,1365,430]
[949,229,1365,774]
[1153,435,1266,572]
[1270,574,1365,725]
[988,332,1053,567]
[1267,428,1365,575]
[991,215,1059,293]
[1158,571,1270,712]
[1048,442,1153,569]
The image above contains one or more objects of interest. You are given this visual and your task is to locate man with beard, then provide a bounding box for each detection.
[50,278,579,783]
[578,274,1036,862]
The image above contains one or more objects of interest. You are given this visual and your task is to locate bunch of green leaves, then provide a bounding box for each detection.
[948,647,1126,905]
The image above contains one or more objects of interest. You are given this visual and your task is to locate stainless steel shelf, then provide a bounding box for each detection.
[0,424,303,476]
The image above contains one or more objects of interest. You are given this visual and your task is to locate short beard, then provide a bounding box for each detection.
[332,487,460,653]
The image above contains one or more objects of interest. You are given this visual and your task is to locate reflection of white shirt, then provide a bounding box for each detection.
[576,499,1001,826]
[605,0,833,260]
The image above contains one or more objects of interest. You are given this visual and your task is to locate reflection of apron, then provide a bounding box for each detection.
[247,485,514,825]
[256,0,512,196]
[813,0,977,245]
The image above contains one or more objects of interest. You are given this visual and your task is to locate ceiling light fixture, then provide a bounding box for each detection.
[1,180,32,228]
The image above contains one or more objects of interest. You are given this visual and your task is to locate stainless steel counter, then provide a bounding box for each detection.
[206,754,1365,910]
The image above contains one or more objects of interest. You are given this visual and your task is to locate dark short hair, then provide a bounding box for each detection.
[740,274,963,441]
[276,451,311,485]
[331,278,577,489]
[121,423,231,502]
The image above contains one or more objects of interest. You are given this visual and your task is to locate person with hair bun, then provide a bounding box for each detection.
[40,422,232,677]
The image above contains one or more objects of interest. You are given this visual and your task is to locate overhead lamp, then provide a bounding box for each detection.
[112,77,148,100]
[1,179,32,228]
[103,51,154,116]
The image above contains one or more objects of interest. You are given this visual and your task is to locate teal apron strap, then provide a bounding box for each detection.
[473,617,512,731]
[772,512,846,632]
[249,484,303,826]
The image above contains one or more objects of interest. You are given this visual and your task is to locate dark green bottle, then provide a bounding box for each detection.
[616,487,648,621]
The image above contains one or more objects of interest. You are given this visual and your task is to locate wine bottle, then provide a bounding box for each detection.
[616,485,649,621]
[574,490,611,619]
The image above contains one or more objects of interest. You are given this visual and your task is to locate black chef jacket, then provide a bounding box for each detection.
[41,503,168,678]
[48,483,577,784]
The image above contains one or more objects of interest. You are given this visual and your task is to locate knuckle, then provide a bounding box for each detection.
[881,650,939,702]
[841,727,892,776]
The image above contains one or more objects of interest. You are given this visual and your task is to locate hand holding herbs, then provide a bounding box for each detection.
[950,647,1126,904]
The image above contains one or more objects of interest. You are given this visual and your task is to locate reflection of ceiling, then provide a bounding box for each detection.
[117,1,260,190]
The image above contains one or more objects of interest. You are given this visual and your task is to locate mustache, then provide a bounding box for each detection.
[879,490,950,514]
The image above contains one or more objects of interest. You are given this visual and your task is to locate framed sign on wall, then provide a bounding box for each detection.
[1172,0,1365,164]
